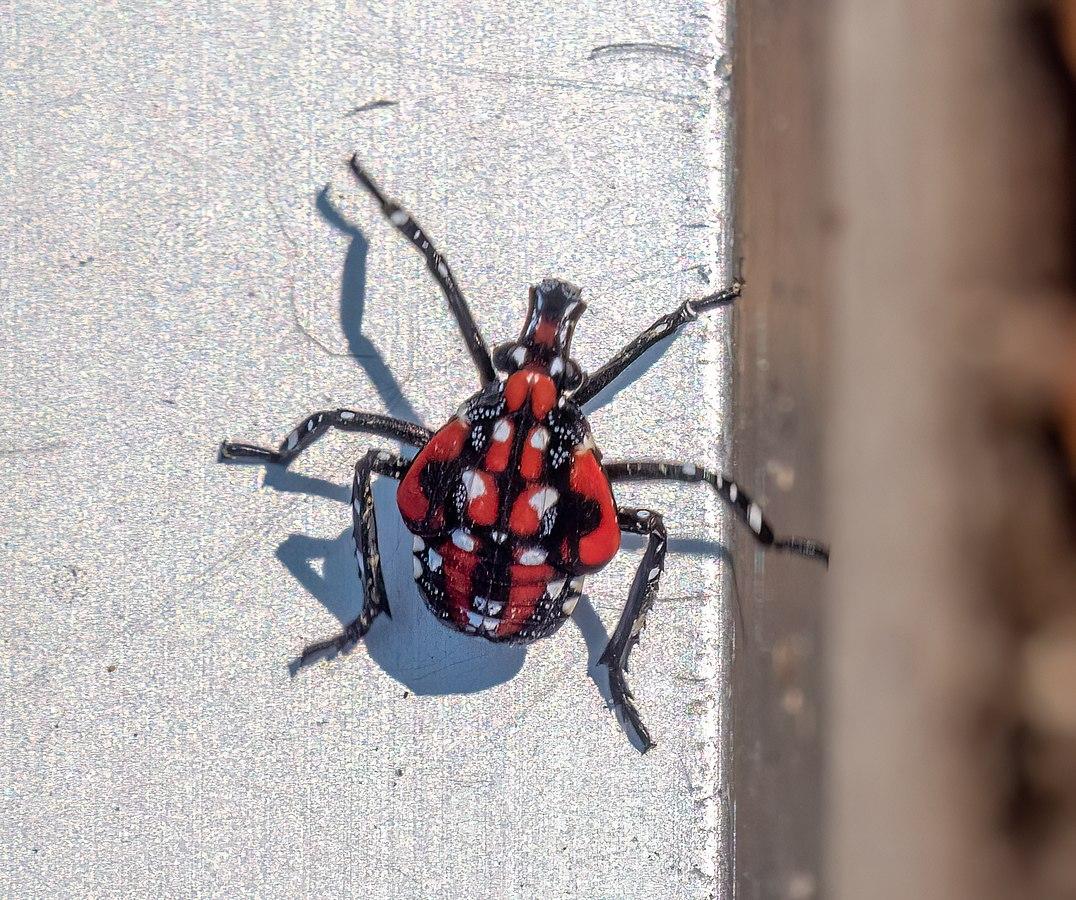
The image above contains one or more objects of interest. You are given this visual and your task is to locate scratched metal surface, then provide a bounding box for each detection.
[0,2,736,897]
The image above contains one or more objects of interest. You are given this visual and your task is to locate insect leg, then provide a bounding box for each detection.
[348,156,497,386]
[572,282,741,405]
[604,460,829,565]
[219,410,432,466]
[297,449,410,665]
[600,507,668,754]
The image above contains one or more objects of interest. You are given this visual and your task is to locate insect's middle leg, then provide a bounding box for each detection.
[604,460,829,564]
[600,506,668,753]
[220,409,432,466]
[297,449,409,665]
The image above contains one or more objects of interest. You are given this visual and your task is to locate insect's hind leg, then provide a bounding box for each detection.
[604,460,829,565]
[220,409,432,466]
[600,507,668,753]
[295,449,409,666]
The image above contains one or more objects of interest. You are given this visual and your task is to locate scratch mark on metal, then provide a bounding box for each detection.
[587,42,712,67]
[0,442,71,458]
[348,44,703,108]
[347,100,399,116]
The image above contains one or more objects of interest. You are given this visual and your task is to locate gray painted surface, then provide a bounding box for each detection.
[1,2,736,896]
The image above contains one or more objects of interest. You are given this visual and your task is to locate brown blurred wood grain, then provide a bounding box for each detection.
[738,1,1076,897]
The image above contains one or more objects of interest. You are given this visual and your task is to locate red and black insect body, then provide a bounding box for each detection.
[399,281,620,644]
[221,157,828,751]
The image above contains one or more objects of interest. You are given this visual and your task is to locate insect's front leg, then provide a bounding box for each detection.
[296,449,409,666]
[573,282,741,405]
[348,156,497,387]
[220,409,431,466]
[600,506,668,753]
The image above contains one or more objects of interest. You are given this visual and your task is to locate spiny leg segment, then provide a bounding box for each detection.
[604,460,829,564]
[573,282,742,405]
[297,448,409,665]
[348,156,497,387]
[219,409,432,466]
[600,507,668,754]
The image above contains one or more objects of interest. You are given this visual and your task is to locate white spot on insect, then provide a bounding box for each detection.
[549,357,564,376]
[466,610,499,633]
[286,431,298,450]
[413,536,426,552]
[561,595,579,615]
[486,600,503,615]
[389,209,408,225]
[519,547,547,565]
[529,487,559,518]
[729,483,738,502]
[456,401,471,422]
[473,596,490,613]
[377,451,390,462]
[569,576,585,593]
[547,578,566,598]
[529,427,549,451]
[353,495,362,512]
[461,469,488,501]
[491,530,508,544]
[492,419,511,442]
[630,615,647,637]
[339,410,355,420]
[306,419,315,432]
[511,346,527,367]
[577,434,596,452]
[682,463,697,477]
[451,529,476,552]
[648,566,662,580]
[636,510,648,521]
[748,503,763,533]
[412,556,422,578]
[437,261,449,278]
[428,548,443,571]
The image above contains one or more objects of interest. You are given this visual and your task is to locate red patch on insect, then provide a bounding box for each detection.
[569,448,621,569]
[462,469,498,526]
[504,369,557,419]
[439,537,479,628]
[519,426,547,480]
[484,419,514,473]
[533,317,557,346]
[508,484,559,536]
[397,418,469,527]
[496,578,547,638]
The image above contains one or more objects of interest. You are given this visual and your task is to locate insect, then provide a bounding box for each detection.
[220,156,828,751]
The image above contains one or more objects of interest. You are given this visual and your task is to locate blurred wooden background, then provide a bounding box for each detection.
[736,1,1076,896]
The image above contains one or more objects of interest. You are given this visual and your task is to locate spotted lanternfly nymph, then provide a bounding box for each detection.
[220,156,828,752]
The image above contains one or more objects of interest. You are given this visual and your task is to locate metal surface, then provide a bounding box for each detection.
[1,2,736,896]
[732,4,829,898]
